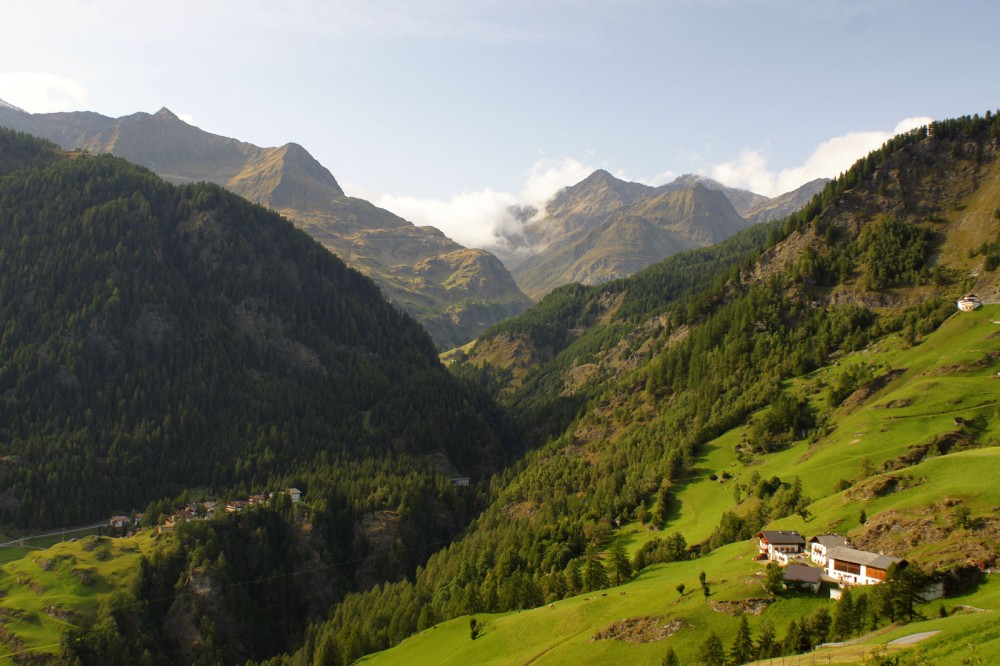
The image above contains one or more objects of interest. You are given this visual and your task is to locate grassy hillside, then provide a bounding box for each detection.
[0,532,154,663]
[365,305,1000,666]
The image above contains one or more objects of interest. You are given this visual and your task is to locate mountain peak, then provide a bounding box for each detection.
[154,107,179,121]
[0,98,26,113]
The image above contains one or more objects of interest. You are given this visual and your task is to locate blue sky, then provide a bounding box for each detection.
[1,0,997,249]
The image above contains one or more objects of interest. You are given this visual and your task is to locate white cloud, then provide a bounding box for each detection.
[375,188,518,250]
[176,111,196,125]
[639,169,680,187]
[372,156,598,251]
[706,116,934,197]
[0,71,87,113]
[520,157,596,209]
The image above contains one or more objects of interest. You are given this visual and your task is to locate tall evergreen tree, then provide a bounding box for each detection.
[755,619,778,660]
[583,545,608,592]
[609,538,632,586]
[697,631,725,666]
[730,614,754,664]
[832,588,856,640]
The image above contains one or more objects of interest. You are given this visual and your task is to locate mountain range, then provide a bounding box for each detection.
[0,101,828,347]
[501,169,827,299]
[0,103,532,349]
[294,112,1000,664]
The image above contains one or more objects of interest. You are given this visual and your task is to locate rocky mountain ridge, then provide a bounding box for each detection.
[0,102,531,349]
[502,169,827,299]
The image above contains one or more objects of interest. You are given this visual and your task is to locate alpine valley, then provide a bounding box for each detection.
[0,110,996,666]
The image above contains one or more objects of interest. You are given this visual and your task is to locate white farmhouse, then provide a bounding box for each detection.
[756,530,806,561]
[808,534,850,566]
[957,294,982,312]
[825,546,904,586]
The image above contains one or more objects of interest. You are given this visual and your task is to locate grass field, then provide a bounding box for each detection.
[0,530,157,663]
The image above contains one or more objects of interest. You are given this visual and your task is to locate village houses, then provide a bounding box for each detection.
[754,529,911,595]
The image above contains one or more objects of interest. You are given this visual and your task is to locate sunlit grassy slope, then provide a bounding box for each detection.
[0,532,154,664]
[365,306,1000,665]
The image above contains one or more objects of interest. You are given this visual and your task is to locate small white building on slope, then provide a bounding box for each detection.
[958,294,982,311]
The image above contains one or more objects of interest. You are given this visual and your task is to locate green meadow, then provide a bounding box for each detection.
[0,531,155,664]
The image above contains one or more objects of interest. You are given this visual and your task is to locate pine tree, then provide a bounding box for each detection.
[755,619,777,659]
[730,614,754,664]
[583,545,608,592]
[832,588,855,640]
[609,538,632,586]
[697,631,725,666]
[661,646,679,666]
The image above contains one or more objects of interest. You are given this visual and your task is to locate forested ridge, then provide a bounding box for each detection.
[0,128,529,662]
[272,112,1000,664]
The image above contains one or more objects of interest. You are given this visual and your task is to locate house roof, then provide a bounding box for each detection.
[826,546,904,570]
[808,534,850,548]
[783,564,822,584]
[758,530,805,545]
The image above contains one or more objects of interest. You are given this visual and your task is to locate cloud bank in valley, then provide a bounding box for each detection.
[365,116,935,253]
[372,157,598,252]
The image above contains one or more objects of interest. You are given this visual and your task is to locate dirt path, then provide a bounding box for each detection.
[887,630,940,645]
[0,522,105,548]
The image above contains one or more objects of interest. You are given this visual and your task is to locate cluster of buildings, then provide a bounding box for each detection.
[108,488,303,535]
[756,530,906,595]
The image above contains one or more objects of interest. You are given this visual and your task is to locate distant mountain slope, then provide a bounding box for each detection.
[0,130,514,527]
[666,173,830,224]
[0,103,531,349]
[744,177,829,224]
[508,170,753,299]
[503,171,825,300]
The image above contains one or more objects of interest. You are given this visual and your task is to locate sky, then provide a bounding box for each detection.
[1,0,997,251]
